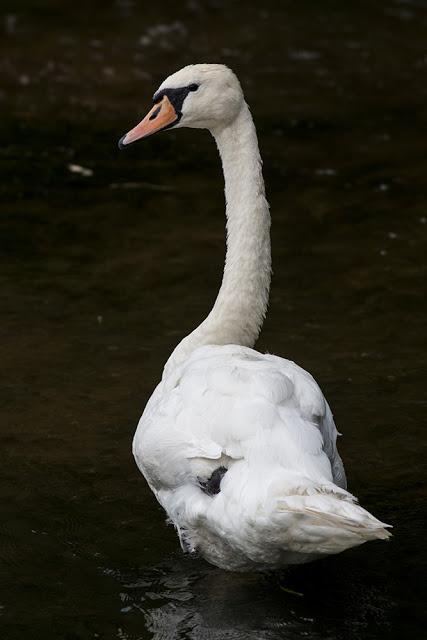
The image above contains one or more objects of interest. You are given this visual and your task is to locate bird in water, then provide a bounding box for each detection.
[119,64,391,571]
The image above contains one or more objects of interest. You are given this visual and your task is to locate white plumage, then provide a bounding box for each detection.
[120,64,391,571]
[133,345,389,570]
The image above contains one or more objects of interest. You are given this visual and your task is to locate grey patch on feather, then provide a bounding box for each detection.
[198,466,227,496]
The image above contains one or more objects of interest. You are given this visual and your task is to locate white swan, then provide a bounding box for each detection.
[119,64,390,571]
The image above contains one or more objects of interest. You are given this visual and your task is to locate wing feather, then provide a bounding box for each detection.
[135,345,346,494]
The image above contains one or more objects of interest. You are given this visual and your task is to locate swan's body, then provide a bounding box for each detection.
[120,64,390,571]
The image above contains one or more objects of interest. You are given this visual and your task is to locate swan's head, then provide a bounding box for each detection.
[119,64,244,148]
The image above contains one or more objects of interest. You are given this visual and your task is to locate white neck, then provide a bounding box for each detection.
[164,102,271,376]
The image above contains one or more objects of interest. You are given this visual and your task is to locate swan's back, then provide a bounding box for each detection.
[133,345,389,570]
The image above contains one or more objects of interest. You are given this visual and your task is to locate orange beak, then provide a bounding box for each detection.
[118,95,178,149]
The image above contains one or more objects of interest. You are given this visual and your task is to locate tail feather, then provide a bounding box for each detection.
[275,493,391,555]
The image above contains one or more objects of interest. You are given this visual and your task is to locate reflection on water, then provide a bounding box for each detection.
[0,0,426,638]
[102,554,394,640]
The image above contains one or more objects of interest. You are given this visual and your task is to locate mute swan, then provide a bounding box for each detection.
[119,64,390,571]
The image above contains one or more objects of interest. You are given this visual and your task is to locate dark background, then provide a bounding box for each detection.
[0,1,426,639]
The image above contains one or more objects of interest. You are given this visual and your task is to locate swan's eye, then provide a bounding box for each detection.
[188,83,199,92]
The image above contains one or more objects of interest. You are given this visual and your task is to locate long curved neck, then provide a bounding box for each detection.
[164,102,271,376]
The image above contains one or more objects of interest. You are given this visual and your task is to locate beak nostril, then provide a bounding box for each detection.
[119,94,177,147]
[149,106,161,121]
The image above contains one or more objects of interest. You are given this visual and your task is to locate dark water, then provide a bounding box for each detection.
[1,1,426,638]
